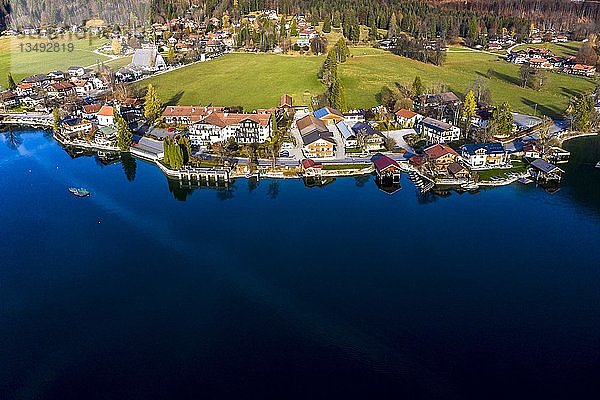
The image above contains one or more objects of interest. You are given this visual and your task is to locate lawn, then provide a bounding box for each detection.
[144,53,325,110]
[512,41,583,58]
[143,47,597,118]
[0,35,111,87]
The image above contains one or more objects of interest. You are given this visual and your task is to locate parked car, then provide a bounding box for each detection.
[279,150,290,157]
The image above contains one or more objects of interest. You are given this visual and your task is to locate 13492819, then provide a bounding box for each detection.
[19,42,75,53]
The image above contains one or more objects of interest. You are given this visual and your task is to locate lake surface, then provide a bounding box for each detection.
[1,130,600,399]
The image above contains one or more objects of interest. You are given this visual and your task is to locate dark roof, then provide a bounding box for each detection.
[302,131,336,146]
[351,122,382,137]
[462,142,505,155]
[421,117,452,132]
[371,153,400,172]
[448,162,467,175]
[297,114,328,136]
[314,107,343,119]
[530,158,564,174]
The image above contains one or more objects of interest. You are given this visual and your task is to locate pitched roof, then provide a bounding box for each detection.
[197,112,271,128]
[162,105,225,122]
[314,106,344,120]
[301,159,322,169]
[371,154,400,172]
[351,122,382,137]
[82,103,102,114]
[302,131,335,146]
[424,143,459,159]
[98,105,114,117]
[462,142,505,155]
[296,114,328,136]
[280,94,293,107]
[395,109,418,119]
[448,162,467,175]
[421,117,453,132]
[530,158,564,174]
[336,121,354,139]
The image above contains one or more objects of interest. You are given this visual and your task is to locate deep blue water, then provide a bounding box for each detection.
[1,130,600,399]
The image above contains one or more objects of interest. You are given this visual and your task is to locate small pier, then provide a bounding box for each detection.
[0,113,54,128]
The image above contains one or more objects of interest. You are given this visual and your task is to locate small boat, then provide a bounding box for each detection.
[69,187,90,197]
[461,182,479,191]
[595,161,600,169]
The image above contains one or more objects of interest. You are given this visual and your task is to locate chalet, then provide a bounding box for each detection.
[162,105,224,125]
[461,143,508,170]
[188,112,272,146]
[47,82,76,98]
[72,79,95,96]
[61,117,94,135]
[302,132,336,158]
[280,94,293,109]
[395,109,422,128]
[419,117,461,144]
[343,110,366,126]
[417,91,461,110]
[296,114,329,136]
[565,64,596,77]
[15,83,34,97]
[67,66,86,77]
[0,91,19,108]
[97,105,115,126]
[423,143,461,174]
[47,71,65,80]
[314,107,345,126]
[297,29,316,47]
[82,103,102,119]
[22,74,50,87]
[529,158,564,183]
[115,68,140,82]
[528,58,553,70]
[351,122,386,151]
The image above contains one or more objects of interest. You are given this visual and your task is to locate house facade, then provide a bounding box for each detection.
[188,112,272,147]
[419,117,461,144]
[461,143,508,170]
[423,143,461,174]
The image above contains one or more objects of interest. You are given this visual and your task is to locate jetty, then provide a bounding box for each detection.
[0,113,54,128]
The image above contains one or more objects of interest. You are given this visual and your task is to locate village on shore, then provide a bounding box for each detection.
[1,10,599,194]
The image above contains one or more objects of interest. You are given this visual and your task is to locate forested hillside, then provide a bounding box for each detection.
[1,0,599,39]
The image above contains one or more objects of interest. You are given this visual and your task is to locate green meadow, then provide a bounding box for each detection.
[145,47,596,118]
[0,35,111,87]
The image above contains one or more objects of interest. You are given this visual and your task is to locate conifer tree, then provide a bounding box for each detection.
[322,15,331,33]
[412,76,424,97]
[7,73,16,91]
[144,84,163,123]
[388,12,397,39]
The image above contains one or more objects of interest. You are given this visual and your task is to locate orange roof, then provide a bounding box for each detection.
[162,105,224,122]
[395,109,417,119]
[98,105,114,117]
[17,83,33,89]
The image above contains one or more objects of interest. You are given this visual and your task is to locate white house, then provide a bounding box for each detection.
[419,117,461,144]
[461,143,508,170]
[395,109,423,128]
[188,112,272,147]
[131,48,167,72]
[97,105,115,127]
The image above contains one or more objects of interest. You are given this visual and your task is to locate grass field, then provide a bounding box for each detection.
[145,53,325,110]
[0,36,111,87]
[144,47,597,118]
[512,41,584,58]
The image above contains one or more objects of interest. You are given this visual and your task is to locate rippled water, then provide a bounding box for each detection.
[1,130,599,399]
